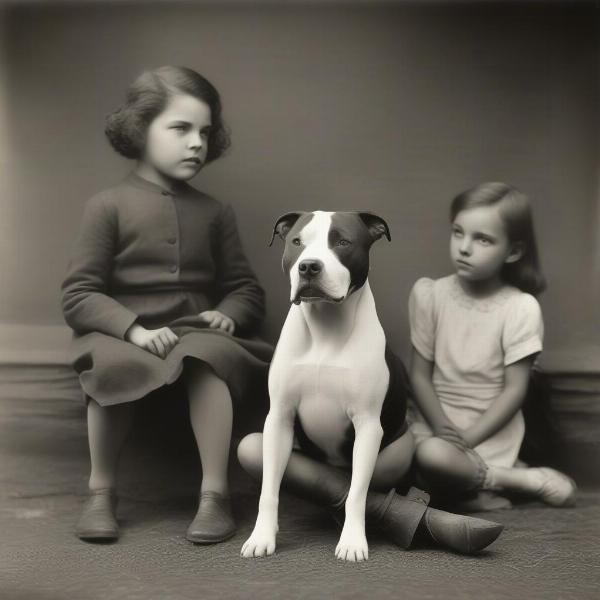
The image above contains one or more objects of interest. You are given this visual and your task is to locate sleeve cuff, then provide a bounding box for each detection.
[504,337,542,366]
[109,310,139,340]
[214,299,246,328]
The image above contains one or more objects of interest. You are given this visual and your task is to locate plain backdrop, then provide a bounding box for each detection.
[1,1,598,361]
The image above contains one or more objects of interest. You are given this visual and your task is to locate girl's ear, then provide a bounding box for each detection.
[505,242,525,264]
[269,212,305,246]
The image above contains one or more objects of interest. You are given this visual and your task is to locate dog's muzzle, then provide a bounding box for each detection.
[298,259,324,278]
[292,259,346,305]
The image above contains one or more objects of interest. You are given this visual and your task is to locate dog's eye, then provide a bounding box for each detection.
[337,239,351,247]
[291,237,302,246]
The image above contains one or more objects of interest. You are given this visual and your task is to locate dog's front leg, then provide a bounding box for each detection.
[336,413,383,562]
[241,406,295,558]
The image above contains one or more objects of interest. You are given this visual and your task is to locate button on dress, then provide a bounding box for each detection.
[61,172,273,407]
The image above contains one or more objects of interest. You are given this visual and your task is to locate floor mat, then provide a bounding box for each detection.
[1,392,599,599]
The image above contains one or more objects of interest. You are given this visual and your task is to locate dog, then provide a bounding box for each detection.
[240,210,416,561]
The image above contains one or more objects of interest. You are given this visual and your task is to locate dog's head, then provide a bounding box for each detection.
[269,211,391,305]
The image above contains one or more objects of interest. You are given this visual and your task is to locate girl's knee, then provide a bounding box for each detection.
[415,437,479,492]
[415,437,457,472]
[186,361,216,381]
[186,361,230,399]
[237,433,263,474]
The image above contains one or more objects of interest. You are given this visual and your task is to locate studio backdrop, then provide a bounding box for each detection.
[1,1,598,361]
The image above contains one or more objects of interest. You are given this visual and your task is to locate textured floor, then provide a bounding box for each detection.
[1,371,599,600]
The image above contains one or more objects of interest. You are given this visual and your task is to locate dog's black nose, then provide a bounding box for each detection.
[298,259,323,277]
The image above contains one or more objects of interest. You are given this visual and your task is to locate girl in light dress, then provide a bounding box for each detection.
[408,182,576,510]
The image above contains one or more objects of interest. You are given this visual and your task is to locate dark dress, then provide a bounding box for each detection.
[61,172,273,407]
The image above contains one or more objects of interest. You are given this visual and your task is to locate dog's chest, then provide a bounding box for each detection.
[292,364,358,464]
[279,359,386,466]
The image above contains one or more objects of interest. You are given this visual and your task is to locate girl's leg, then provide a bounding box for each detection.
[485,465,577,507]
[415,436,577,507]
[414,437,483,494]
[186,362,233,495]
[77,398,135,542]
[238,431,414,501]
[87,398,135,491]
[237,432,503,555]
[185,362,236,543]
[238,433,348,507]
[371,430,415,491]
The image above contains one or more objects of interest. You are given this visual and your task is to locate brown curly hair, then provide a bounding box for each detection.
[105,66,230,163]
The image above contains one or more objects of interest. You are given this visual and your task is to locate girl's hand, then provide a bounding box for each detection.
[461,357,534,448]
[125,323,179,359]
[434,423,471,450]
[199,310,235,335]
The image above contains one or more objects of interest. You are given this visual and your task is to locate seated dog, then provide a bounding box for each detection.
[239,211,503,561]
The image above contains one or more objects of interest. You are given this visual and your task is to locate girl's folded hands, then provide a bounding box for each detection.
[199,310,235,335]
[125,323,179,359]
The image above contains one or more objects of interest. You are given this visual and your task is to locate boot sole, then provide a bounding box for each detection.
[77,530,119,542]
[186,529,236,544]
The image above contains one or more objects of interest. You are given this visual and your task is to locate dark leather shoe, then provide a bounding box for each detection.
[422,506,503,554]
[186,491,236,544]
[76,488,118,542]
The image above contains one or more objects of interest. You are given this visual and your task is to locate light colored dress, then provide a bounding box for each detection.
[408,274,544,468]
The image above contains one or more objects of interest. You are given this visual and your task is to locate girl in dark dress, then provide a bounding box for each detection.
[62,66,272,544]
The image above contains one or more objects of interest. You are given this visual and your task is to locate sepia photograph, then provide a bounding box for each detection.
[1,1,599,598]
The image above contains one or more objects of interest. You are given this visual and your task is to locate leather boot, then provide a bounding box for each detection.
[366,487,504,554]
[76,488,119,542]
[283,459,503,555]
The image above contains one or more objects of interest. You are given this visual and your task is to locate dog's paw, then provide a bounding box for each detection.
[240,524,277,558]
[335,524,369,562]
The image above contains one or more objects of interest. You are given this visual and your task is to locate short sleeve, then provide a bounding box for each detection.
[408,278,436,361]
[502,294,544,366]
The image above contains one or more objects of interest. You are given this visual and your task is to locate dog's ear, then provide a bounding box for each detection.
[358,212,391,242]
[269,212,304,246]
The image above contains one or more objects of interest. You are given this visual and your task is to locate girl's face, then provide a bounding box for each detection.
[450,205,521,286]
[141,93,212,183]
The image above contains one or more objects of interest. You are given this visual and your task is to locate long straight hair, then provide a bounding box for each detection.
[450,182,546,296]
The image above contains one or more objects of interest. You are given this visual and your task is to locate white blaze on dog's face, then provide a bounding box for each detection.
[271,211,391,305]
[288,212,350,304]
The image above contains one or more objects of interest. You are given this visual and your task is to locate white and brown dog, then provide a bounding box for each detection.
[241,211,411,560]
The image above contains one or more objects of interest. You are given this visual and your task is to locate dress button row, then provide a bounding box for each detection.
[169,265,178,273]
[161,190,173,196]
